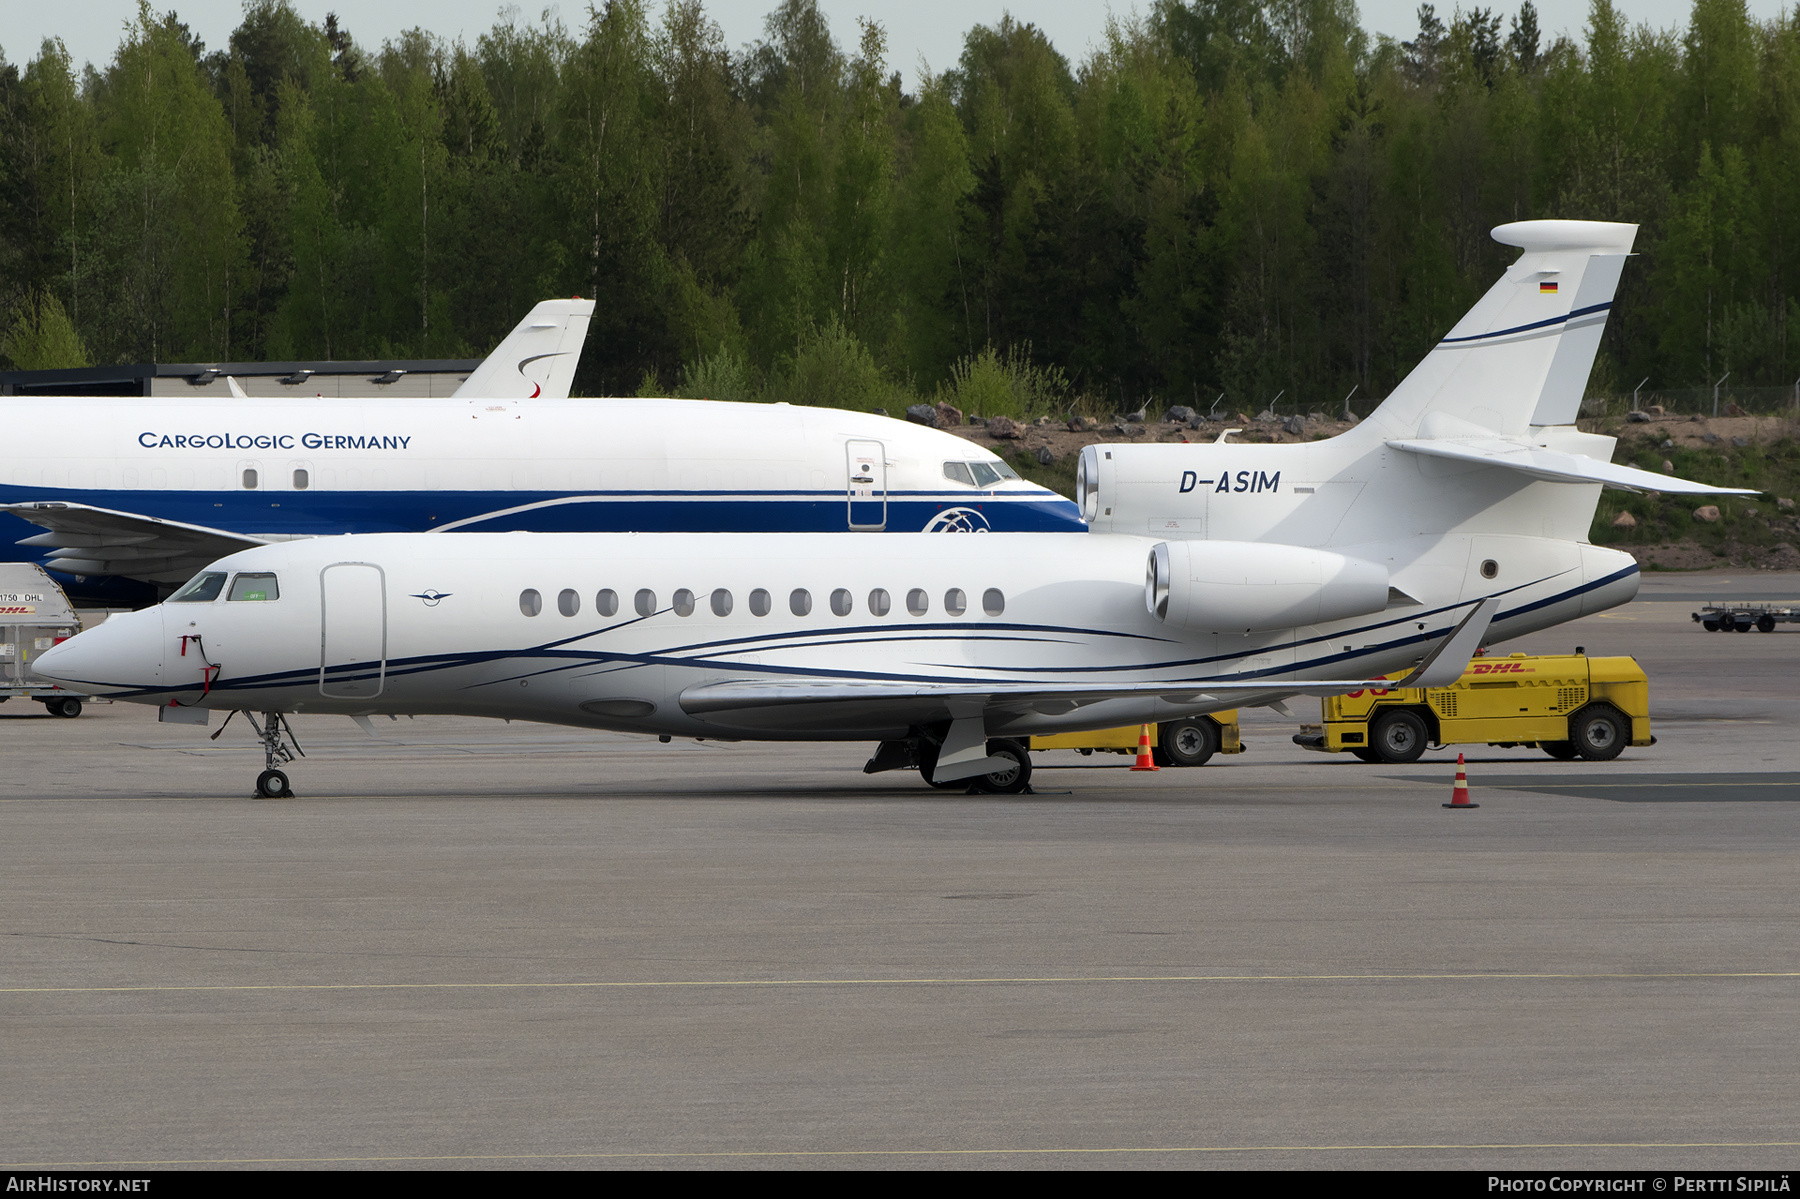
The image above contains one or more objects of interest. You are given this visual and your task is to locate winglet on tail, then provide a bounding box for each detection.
[1402,595,1502,689]
[452,299,596,400]
[1368,220,1638,438]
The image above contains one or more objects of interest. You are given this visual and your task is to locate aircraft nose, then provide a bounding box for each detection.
[32,607,165,696]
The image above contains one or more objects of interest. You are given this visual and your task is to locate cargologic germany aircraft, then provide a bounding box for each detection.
[34,220,1750,799]
[2,299,1080,604]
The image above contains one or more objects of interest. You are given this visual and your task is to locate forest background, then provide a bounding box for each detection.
[3,0,1798,421]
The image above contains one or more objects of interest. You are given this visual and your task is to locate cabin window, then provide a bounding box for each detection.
[749,588,772,617]
[711,588,733,617]
[520,589,542,617]
[906,588,929,616]
[292,468,309,490]
[241,468,258,489]
[829,588,852,617]
[983,588,1005,617]
[597,589,619,617]
[945,588,967,616]
[169,572,228,603]
[790,588,812,616]
[227,573,279,602]
[1481,559,1499,579]
[558,589,580,617]
[635,589,657,617]
[868,588,891,616]
[673,588,696,617]
[942,462,975,486]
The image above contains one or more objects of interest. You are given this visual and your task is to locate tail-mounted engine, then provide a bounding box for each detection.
[1147,540,1389,634]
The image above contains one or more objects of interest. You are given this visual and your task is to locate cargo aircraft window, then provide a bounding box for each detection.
[942,462,975,486]
[711,589,733,617]
[635,589,657,617]
[228,573,279,602]
[673,588,696,616]
[945,588,967,616]
[868,588,891,616]
[170,572,228,603]
[520,589,542,616]
[790,588,812,616]
[558,589,580,617]
[293,469,309,490]
[968,463,1000,487]
[983,588,1005,616]
[242,468,258,489]
[597,589,619,617]
[749,588,772,617]
[830,588,853,617]
[907,588,929,616]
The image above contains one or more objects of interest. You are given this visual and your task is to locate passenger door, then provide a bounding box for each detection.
[846,440,886,530]
[320,563,386,698]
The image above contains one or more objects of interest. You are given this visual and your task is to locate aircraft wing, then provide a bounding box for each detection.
[1387,437,1758,495]
[2,501,272,585]
[680,595,1500,733]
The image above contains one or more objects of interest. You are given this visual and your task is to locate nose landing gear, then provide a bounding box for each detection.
[251,712,303,798]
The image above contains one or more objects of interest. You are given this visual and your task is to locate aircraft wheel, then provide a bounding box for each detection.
[1158,718,1219,767]
[969,740,1032,794]
[1349,747,1382,763]
[1541,740,1580,760]
[255,769,292,799]
[1758,614,1777,633]
[1570,706,1628,762]
[1369,709,1429,764]
[916,744,959,789]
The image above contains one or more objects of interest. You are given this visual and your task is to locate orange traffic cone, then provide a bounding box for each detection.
[1443,752,1478,809]
[1130,723,1160,772]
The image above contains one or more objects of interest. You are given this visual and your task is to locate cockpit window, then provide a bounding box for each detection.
[169,572,228,603]
[945,460,1020,488]
[227,572,280,602]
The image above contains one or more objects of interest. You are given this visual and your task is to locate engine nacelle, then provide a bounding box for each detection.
[1146,540,1389,633]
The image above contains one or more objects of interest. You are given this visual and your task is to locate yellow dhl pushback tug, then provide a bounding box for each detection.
[1030,713,1245,767]
[1292,649,1654,764]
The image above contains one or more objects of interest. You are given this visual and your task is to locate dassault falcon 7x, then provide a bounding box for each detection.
[34,220,1750,798]
[3,297,1079,604]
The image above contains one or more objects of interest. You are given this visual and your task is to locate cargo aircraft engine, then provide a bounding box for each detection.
[1146,541,1390,634]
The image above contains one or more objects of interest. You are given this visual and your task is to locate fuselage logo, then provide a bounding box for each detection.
[411,589,452,606]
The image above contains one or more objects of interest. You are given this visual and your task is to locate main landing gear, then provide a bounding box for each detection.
[251,712,303,798]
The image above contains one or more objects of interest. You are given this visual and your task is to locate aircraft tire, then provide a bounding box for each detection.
[1570,706,1628,762]
[969,740,1032,794]
[1369,709,1429,764]
[1158,718,1219,767]
[1541,740,1580,760]
[255,769,292,799]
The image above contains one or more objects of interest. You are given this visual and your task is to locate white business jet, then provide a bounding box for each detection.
[33,220,1749,799]
[2,297,1079,603]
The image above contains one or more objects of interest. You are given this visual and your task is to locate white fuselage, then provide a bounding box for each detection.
[40,529,1639,741]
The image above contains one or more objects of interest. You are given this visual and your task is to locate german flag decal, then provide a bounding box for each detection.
[1540,280,1559,293]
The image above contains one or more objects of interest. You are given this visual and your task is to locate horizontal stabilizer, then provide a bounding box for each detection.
[2,501,271,585]
[1387,437,1758,495]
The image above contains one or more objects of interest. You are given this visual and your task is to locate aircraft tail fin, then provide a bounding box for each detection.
[1366,221,1637,438]
[452,299,595,400]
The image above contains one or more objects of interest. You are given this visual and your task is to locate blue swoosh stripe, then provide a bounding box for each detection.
[1438,301,1611,345]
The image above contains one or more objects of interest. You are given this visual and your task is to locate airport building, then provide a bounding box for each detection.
[0,359,483,399]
